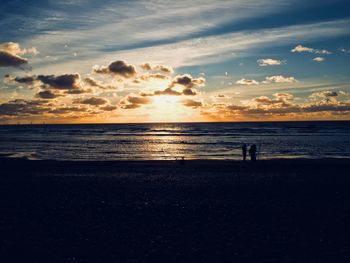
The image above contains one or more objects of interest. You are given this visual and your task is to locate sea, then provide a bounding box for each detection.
[0,121,349,161]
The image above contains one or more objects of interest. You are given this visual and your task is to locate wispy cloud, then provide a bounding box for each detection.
[257,58,285,66]
[291,44,331,54]
[262,75,298,83]
[31,18,350,74]
[339,47,350,53]
[236,79,259,85]
[313,57,326,62]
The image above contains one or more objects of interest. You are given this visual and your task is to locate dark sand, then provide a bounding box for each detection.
[1,158,350,262]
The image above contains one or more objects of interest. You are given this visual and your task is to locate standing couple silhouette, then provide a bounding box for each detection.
[242,144,257,161]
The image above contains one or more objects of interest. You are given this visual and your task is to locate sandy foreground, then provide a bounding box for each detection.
[1,158,350,262]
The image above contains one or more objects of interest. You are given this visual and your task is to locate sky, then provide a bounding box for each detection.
[0,0,350,123]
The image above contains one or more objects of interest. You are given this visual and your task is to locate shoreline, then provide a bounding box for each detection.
[1,157,349,182]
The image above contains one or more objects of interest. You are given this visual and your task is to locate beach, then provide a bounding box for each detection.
[1,157,350,262]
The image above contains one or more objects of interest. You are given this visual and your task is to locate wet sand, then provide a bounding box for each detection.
[1,158,350,262]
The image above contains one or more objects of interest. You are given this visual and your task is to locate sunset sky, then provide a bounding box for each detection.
[1,0,350,123]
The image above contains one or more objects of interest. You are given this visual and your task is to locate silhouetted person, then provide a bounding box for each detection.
[242,144,247,161]
[249,144,257,162]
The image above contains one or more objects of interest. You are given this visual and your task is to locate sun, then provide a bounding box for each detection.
[148,95,186,122]
[152,95,180,105]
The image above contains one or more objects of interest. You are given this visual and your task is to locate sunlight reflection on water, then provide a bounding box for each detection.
[0,122,350,160]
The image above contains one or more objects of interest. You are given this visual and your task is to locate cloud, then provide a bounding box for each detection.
[216,94,229,98]
[36,90,62,99]
[313,57,326,62]
[182,99,202,108]
[273,93,295,101]
[47,106,89,115]
[153,88,182,96]
[339,47,350,53]
[141,63,173,73]
[202,89,350,120]
[0,42,38,56]
[262,75,298,83]
[93,60,137,78]
[139,73,170,81]
[169,74,205,88]
[84,77,116,90]
[182,88,198,96]
[0,99,49,116]
[0,97,116,118]
[37,74,80,90]
[257,58,285,66]
[120,95,152,109]
[0,51,28,68]
[37,73,91,95]
[224,75,297,86]
[73,97,108,106]
[310,90,338,98]
[236,78,259,85]
[99,105,117,111]
[0,42,38,68]
[8,73,91,95]
[309,90,344,104]
[250,93,295,108]
[4,75,37,85]
[141,74,205,97]
[145,87,198,97]
[291,45,331,54]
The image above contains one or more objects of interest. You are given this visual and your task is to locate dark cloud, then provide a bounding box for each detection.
[143,86,198,97]
[302,103,350,113]
[127,96,151,105]
[170,74,205,88]
[120,95,152,109]
[73,97,108,106]
[182,88,197,96]
[8,73,91,95]
[37,74,81,90]
[37,73,91,95]
[182,99,202,108]
[0,99,48,116]
[0,51,28,67]
[36,90,61,99]
[120,103,139,109]
[94,60,137,78]
[0,96,117,118]
[13,76,36,84]
[143,75,205,97]
[0,42,37,68]
[99,105,117,111]
[48,106,87,115]
[4,75,36,85]
[226,105,246,111]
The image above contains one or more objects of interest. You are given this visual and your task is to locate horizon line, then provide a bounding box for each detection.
[1,119,350,126]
